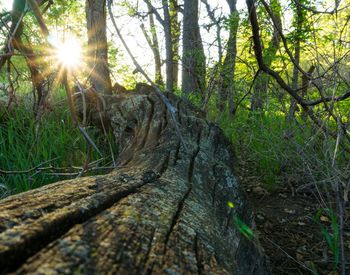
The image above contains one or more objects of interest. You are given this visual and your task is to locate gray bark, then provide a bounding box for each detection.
[86,0,112,95]
[0,86,269,274]
[182,0,206,96]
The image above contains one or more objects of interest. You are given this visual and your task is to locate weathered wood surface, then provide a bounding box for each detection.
[0,86,269,274]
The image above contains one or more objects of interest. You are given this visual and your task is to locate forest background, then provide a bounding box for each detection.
[0,0,349,273]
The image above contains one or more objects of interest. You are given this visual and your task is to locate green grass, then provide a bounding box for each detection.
[0,93,117,197]
[216,105,342,190]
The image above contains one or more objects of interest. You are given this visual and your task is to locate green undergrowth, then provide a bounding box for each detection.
[0,93,117,198]
[217,109,346,191]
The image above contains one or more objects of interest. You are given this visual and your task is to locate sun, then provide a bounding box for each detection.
[54,36,82,69]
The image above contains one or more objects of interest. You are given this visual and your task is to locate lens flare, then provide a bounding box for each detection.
[54,36,82,69]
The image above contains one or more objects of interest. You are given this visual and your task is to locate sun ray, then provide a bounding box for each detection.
[49,34,83,71]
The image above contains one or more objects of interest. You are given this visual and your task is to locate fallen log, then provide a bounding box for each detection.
[0,86,269,274]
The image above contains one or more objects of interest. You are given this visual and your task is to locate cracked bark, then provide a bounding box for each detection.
[0,85,269,274]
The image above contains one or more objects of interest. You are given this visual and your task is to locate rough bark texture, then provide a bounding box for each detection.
[0,86,269,274]
[86,0,112,95]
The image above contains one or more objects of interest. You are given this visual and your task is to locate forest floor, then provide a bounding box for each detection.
[237,162,350,274]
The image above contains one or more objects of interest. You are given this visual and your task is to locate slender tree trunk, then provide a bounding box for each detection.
[288,40,300,119]
[170,0,180,88]
[218,0,239,112]
[86,0,112,95]
[250,0,282,112]
[300,65,315,120]
[182,0,206,97]
[142,0,177,92]
[149,11,163,86]
[288,4,303,119]
[0,86,269,274]
[140,5,163,85]
[162,0,174,92]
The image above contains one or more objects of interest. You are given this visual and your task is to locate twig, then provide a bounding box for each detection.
[235,69,261,112]
[264,236,316,274]
[78,125,103,157]
[0,157,59,175]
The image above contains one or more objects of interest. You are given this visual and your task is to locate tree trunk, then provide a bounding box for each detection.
[170,0,180,89]
[86,0,112,95]
[0,87,269,274]
[288,3,303,120]
[182,0,206,97]
[287,38,300,120]
[250,0,282,112]
[162,0,174,93]
[218,0,239,112]
[139,5,163,85]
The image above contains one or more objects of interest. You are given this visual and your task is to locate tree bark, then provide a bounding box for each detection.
[86,0,112,95]
[182,0,206,97]
[250,0,282,112]
[218,0,239,112]
[0,86,269,274]
[169,0,180,89]
[162,0,174,92]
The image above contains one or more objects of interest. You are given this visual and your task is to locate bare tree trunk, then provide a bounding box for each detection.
[149,12,163,86]
[142,0,177,92]
[162,0,174,92]
[170,0,180,89]
[250,0,282,112]
[182,0,206,97]
[288,39,301,119]
[288,4,303,119]
[218,0,239,112]
[140,5,163,85]
[300,65,315,120]
[86,0,112,95]
[0,86,269,274]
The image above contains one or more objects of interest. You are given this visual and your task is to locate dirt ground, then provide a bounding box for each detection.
[237,166,350,274]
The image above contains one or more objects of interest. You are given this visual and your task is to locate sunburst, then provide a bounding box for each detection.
[51,36,83,70]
